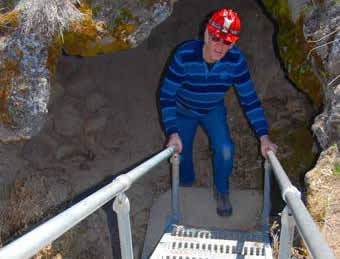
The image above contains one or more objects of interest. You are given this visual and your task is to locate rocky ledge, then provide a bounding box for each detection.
[0,0,174,142]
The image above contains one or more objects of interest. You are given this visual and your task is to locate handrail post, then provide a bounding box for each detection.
[278,206,296,259]
[267,151,336,259]
[263,161,272,234]
[263,161,274,259]
[112,193,134,259]
[170,153,180,224]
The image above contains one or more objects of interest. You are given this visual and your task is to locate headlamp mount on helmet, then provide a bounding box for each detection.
[206,8,241,43]
[208,19,240,36]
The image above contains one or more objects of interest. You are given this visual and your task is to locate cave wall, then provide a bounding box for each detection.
[0,0,339,258]
[262,0,340,256]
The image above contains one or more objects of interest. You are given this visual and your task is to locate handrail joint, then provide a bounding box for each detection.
[113,174,133,192]
[281,186,301,202]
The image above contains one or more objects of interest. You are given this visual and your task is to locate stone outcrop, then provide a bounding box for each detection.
[303,2,340,149]
[263,0,339,148]
[0,0,82,142]
[305,145,340,256]
[0,0,173,142]
[312,84,340,149]
[263,0,339,256]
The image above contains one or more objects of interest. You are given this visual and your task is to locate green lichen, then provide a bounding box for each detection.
[0,57,21,127]
[263,0,291,23]
[91,6,102,17]
[334,163,340,176]
[62,4,137,57]
[62,3,98,56]
[262,0,323,107]
[47,39,63,75]
[101,8,137,52]
[0,9,18,35]
[278,18,323,106]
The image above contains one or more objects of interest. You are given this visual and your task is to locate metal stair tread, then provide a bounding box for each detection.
[150,224,272,259]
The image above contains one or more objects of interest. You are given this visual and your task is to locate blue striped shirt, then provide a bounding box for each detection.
[160,40,268,137]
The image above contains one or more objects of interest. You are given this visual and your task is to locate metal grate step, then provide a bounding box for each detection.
[150,225,272,259]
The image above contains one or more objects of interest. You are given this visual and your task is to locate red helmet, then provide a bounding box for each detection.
[206,9,241,43]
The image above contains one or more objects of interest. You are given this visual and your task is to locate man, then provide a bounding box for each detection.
[159,9,277,217]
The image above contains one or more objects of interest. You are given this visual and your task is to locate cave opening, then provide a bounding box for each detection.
[0,0,323,258]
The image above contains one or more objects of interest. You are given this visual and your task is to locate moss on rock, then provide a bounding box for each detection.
[47,39,63,75]
[0,9,18,35]
[0,57,21,127]
[62,4,137,56]
[334,163,340,176]
[262,0,323,107]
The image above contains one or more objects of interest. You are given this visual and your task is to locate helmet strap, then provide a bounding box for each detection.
[204,27,209,45]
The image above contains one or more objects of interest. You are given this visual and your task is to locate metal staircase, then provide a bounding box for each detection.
[0,147,335,259]
[147,153,273,259]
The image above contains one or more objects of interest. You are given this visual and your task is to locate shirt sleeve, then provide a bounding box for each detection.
[160,51,185,136]
[231,53,269,137]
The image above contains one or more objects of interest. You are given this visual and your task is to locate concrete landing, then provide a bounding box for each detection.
[142,187,263,259]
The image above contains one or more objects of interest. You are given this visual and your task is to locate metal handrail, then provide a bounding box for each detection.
[0,146,176,259]
[0,147,336,259]
[266,151,336,259]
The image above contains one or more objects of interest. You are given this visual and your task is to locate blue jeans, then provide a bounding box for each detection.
[177,103,234,193]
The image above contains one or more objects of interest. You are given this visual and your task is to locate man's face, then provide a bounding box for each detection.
[204,33,234,62]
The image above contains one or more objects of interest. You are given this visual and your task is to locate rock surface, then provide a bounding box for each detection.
[305,145,340,257]
[301,1,340,150]
[54,103,84,137]
[273,0,340,256]
[0,0,173,142]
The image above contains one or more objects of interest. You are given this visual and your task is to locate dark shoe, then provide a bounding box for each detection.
[216,192,232,217]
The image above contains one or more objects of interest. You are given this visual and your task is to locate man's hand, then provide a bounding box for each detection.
[260,135,278,159]
[167,133,183,153]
